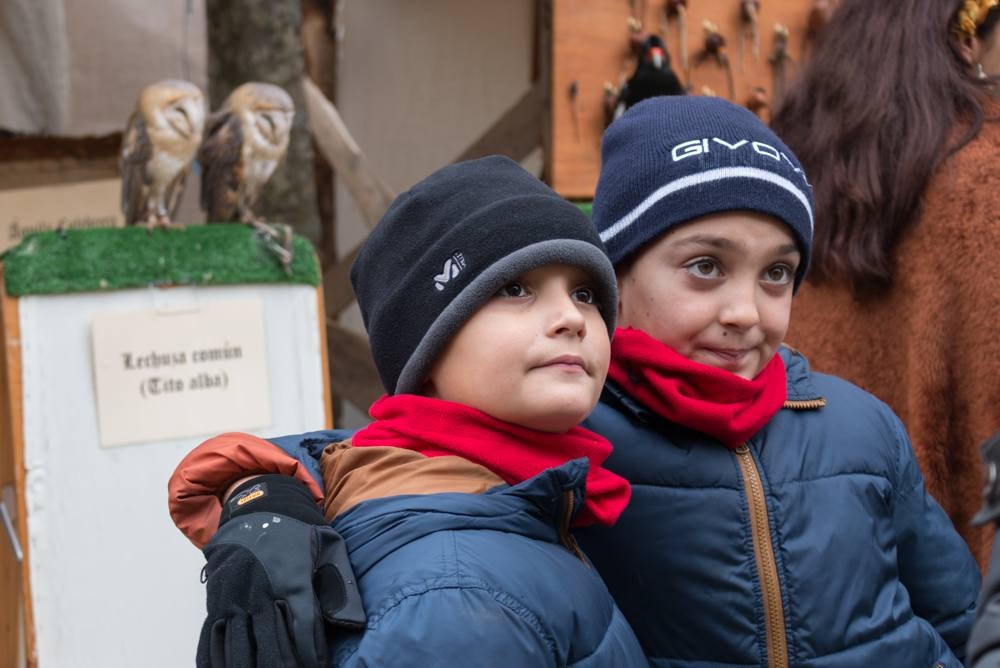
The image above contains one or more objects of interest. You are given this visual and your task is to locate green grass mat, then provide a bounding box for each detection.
[575,201,593,217]
[2,223,320,297]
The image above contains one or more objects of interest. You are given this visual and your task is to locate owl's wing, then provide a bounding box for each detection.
[120,112,152,225]
[199,111,244,222]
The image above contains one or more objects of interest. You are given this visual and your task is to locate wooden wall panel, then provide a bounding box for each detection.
[551,0,814,199]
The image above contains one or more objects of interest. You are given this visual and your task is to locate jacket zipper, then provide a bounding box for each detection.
[560,490,587,563]
[734,444,789,668]
[782,398,827,410]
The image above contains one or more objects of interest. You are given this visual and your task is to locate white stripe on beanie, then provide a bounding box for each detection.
[599,166,814,245]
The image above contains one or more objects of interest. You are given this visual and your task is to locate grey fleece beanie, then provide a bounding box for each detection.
[351,155,618,395]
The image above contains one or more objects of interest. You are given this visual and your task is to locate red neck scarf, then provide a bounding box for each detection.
[607,327,786,448]
[351,394,631,527]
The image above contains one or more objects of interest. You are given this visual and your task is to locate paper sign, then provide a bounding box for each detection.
[91,299,272,447]
[0,178,124,253]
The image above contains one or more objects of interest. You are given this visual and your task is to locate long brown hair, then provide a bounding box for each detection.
[771,0,996,295]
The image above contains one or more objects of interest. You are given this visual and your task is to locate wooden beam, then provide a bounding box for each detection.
[302,0,339,264]
[315,273,334,430]
[453,80,545,164]
[323,242,362,317]
[326,320,382,413]
[0,156,119,191]
[0,268,35,667]
[0,267,19,668]
[0,134,120,163]
[303,77,395,229]
[538,0,554,182]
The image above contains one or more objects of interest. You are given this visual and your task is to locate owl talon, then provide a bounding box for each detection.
[137,215,185,231]
[157,214,186,231]
[137,213,159,233]
[250,220,295,274]
[280,224,294,275]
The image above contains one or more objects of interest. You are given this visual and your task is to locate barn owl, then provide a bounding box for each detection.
[199,82,296,269]
[120,79,206,228]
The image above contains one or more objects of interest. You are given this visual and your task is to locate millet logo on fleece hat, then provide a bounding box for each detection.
[433,252,467,291]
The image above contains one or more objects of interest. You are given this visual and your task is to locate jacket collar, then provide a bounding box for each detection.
[331,458,589,576]
[779,345,825,404]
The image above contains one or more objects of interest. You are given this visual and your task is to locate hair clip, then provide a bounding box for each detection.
[955,0,1000,38]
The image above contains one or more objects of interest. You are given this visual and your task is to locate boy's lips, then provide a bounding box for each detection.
[534,354,588,372]
[700,347,754,366]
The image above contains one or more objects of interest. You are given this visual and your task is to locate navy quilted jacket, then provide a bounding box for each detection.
[268,432,649,667]
[576,347,980,667]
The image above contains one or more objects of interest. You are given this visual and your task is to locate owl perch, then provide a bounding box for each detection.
[120,80,206,229]
[199,82,296,273]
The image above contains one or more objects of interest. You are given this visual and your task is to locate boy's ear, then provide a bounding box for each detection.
[419,379,438,399]
[614,267,629,326]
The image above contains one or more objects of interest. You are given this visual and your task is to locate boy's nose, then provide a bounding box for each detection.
[548,293,588,338]
[718,284,761,331]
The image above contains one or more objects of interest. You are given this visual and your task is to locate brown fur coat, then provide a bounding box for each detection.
[786,107,1000,570]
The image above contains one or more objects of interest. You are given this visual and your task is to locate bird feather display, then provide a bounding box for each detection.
[199,82,295,269]
[120,80,206,228]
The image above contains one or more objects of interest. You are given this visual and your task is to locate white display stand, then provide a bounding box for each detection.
[0,275,332,667]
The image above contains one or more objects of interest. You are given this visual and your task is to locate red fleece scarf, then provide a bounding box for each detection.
[351,394,631,527]
[607,328,786,448]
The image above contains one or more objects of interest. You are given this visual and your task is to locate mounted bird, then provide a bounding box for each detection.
[120,79,206,228]
[198,82,295,269]
[609,33,685,123]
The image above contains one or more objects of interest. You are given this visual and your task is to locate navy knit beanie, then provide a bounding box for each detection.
[351,155,618,396]
[592,96,814,288]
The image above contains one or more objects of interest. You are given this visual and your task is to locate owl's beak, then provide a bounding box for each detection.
[262,113,278,142]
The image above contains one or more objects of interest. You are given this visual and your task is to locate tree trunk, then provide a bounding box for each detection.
[205,0,320,241]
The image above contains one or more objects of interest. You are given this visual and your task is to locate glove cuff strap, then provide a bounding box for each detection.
[220,474,327,527]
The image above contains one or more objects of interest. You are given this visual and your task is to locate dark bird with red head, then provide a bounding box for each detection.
[613,34,685,121]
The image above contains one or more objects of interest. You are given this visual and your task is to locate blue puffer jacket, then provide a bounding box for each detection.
[268,431,649,667]
[576,347,980,667]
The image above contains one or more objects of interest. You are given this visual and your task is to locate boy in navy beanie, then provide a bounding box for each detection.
[575,96,979,666]
[167,156,648,667]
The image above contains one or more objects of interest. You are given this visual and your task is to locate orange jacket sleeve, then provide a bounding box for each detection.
[167,432,325,548]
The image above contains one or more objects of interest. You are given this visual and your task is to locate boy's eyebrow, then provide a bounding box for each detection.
[671,235,800,256]
[670,235,736,250]
[774,243,799,255]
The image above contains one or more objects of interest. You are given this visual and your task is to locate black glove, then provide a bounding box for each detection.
[972,430,1000,527]
[197,474,365,668]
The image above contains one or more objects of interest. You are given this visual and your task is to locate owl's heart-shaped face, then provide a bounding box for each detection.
[139,80,206,141]
[163,94,206,140]
[252,109,293,146]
